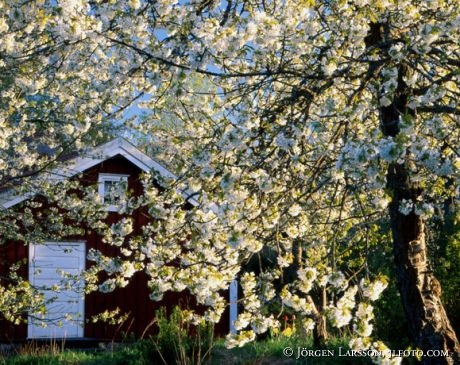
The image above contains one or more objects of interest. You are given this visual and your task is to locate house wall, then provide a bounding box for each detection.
[0,240,28,340]
[0,155,229,341]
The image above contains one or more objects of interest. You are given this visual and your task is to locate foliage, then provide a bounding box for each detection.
[0,336,374,365]
[144,306,215,365]
[0,346,147,365]
[211,335,374,365]
[0,0,138,317]
[1,0,459,361]
[432,209,460,334]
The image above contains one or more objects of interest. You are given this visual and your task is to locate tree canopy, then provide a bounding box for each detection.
[0,0,459,363]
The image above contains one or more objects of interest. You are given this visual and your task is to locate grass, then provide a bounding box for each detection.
[211,335,373,365]
[0,335,374,365]
[0,344,147,365]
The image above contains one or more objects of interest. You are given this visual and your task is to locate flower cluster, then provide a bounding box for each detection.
[1,0,458,355]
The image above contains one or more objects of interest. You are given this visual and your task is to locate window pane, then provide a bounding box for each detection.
[103,180,126,205]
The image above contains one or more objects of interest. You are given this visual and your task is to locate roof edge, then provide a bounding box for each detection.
[2,137,198,209]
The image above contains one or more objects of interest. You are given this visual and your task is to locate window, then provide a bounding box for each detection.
[98,173,129,211]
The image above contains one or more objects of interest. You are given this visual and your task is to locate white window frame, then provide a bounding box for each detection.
[98,173,129,212]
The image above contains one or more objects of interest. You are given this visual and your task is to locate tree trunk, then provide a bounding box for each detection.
[386,163,460,364]
[313,287,328,348]
[379,62,460,363]
[364,19,460,362]
[313,314,328,349]
[306,293,328,348]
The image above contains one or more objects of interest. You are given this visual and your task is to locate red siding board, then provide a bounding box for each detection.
[0,155,229,341]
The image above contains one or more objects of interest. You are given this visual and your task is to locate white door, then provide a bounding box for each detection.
[28,242,85,338]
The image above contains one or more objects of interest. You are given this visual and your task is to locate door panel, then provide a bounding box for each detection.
[28,242,85,339]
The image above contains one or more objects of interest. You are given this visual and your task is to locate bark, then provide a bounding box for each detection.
[386,163,460,365]
[313,314,328,348]
[380,68,460,365]
[363,19,460,363]
[306,294,328,348]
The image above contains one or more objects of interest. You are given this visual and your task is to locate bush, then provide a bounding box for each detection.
[146,306,215,365]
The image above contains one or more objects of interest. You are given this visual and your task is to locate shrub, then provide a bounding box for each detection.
[146,306,215,365]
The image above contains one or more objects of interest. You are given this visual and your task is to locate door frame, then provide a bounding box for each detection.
[28,241,86,339]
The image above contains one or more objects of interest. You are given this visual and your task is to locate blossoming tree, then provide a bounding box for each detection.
[0,0,142,318]
[103,0,460,360]
[1,0,459,364]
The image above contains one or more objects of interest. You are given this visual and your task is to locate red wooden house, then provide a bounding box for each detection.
[0,138,236,341]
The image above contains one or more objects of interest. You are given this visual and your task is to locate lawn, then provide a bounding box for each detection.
[0,336,374,365]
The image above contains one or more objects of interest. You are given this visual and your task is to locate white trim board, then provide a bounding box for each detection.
[51,138,177,181]
[229,279,238,334]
